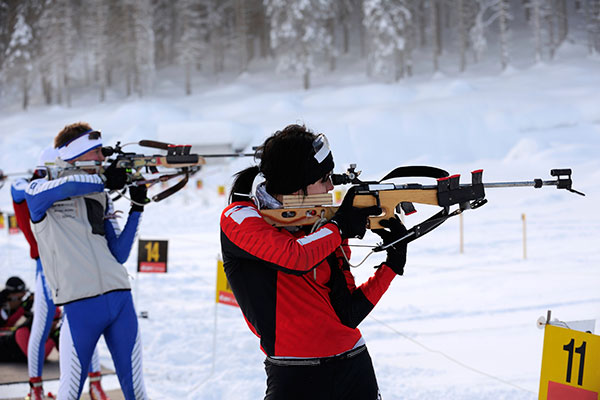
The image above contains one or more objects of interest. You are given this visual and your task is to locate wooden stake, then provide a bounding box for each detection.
[459,212,464,254]
[522,213,527,260]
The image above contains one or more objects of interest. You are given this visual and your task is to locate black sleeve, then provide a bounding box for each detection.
[325,255,375,329]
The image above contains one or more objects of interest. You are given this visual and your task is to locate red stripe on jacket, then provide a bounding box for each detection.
[221,202,342,273]
[12,200,39,260]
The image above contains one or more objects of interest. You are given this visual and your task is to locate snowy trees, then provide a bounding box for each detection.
[0,0,599,107]
[176,0,207,95]
[363,0,411,81]
[37,0,74,106]
[489,0,512,70]
[265,0,335,89]
[1,1,37,109]
[585,0,600,54]
[118,0,155,97]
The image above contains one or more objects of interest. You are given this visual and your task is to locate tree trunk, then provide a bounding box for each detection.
[99,80,106,102]
[592,0,600,54]
[303,69,310,90]
[56,71,63,105]
[259,7,270,58]
[532,0,542,62]
[419,0,426,47]
[64,73,71,107]
[523,0,531,21]
[185,63,192,95]
[343,23,350,53]
[235,0,248,72]
[547,0,556,59]
[212,26,225,75]
[394,48,405,81]
[431,0,441,72]
[126,72,132,97]
[22,75,29,110]
[498,0,510,70]
[558,0,568,44]
[41,76,52,105]
[359,3,367,58]
[457,0,467,72]
[328,18,336,72]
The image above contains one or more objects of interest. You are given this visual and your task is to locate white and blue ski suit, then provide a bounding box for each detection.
[12,178,105,381]
[25,168,148,400]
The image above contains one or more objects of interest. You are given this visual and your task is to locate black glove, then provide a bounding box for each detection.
[330,188,381,239]
[102,163,128,190]
[372,217,408,275]
[129,183,149,213]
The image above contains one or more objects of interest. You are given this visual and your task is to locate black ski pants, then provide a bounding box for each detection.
[264,345,381,400]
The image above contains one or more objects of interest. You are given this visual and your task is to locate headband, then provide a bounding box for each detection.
[58,130,102,161]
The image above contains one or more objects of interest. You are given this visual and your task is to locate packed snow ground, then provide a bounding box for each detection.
[1,42,599,399]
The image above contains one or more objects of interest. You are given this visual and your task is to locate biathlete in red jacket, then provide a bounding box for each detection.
[220,124,408,400]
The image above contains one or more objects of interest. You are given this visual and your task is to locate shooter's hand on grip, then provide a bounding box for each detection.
[372,217,408,275]
[330,188,381,239]
[129,183,149,213]
[102,162,128,190]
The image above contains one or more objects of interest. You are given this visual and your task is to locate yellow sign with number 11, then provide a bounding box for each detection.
[539,324,600,400]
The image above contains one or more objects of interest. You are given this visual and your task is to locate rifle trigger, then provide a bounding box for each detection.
[373,243,385,253]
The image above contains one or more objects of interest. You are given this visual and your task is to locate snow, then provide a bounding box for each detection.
[0,43,599,399]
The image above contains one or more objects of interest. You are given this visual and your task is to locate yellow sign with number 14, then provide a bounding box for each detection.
[539,324,600,400]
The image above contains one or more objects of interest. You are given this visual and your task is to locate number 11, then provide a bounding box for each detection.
[563,338,586,386]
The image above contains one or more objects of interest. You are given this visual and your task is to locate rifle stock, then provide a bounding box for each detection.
[260,189,439,229]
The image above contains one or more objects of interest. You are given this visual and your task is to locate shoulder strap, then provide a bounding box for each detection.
[379,166,449,182]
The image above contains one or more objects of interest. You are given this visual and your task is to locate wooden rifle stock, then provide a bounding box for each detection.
[260,188,440,229]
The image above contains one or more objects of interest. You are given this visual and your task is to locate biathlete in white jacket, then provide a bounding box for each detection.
[12,147,111,400]
[25,122,149,400]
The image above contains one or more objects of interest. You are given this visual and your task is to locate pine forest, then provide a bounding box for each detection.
[1,0,599,109]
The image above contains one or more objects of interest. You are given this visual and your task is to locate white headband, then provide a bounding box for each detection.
[312,134,331,163]
[58,130,102,161]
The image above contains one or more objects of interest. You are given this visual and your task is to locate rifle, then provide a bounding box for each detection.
[99,140,208,202]
[260,165,584,252]
[101,140,253,202]
[0,169,33,189]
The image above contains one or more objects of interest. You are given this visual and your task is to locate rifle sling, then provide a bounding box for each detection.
[380,166,449,182]
[375,207,452,251]
[139,140,170,150]
[151,172,189,202]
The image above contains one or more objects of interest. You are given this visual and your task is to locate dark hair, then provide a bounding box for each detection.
[228,124,334,204]
[229,166,260,203]
[54,122,93,148]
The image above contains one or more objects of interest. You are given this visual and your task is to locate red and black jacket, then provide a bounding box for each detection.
[11,179,39,260]
[220,201,397,358]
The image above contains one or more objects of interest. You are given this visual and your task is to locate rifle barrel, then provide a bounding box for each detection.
[482,180,557,189]
[2,170,32,177]
[381,179,560,191]
[199,153,255,158]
